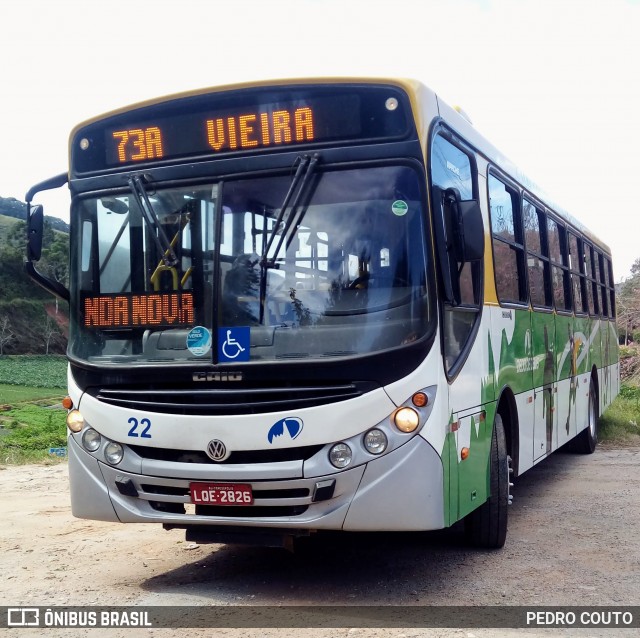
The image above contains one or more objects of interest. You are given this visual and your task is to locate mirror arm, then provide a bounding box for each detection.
[24,172,71,302]
[24,261,70,302]
[25,173,69,204]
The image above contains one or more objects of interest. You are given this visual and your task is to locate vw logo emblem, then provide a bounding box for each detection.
[206,439,228,462]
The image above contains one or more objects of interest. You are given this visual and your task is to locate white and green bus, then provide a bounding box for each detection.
[26,78,619,549]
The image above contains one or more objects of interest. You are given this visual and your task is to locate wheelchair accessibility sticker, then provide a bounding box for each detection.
[186,326,212,356]
[218,327,250,362]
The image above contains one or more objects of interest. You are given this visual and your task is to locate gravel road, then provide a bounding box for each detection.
[2,445,639,638]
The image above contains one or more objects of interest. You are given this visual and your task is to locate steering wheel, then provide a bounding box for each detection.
[348,273,371,289]
[348,273,409,290]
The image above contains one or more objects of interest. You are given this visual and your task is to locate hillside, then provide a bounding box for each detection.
[0,201,70,355]
[0,196,69,232]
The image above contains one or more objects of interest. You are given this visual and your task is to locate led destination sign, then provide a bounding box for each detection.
[109,106,315,164]
[83,292,194,329]
[71,85,411,174]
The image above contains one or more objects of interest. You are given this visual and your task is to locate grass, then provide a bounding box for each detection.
[600,384,640,446]
[0,404,67,464]
[0,384,64,404]
[0,355,67,464]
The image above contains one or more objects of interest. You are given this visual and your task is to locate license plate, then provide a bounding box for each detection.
[189,482,253,506]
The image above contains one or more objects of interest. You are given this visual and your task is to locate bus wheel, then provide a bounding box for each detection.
[572,378,598,454]
[464,414,509,549]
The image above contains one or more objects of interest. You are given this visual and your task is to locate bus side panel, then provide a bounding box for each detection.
[455,402,495,520]
[492,308,534,396]
[447,307,496,522]
[600,320,620,411]
[488,305,535,474]
[555,314,576,448]
[574,315,594,433]
[598,319,617,412]
[590,318,603,377]
[531,311,556,460]
[442,430,460,527]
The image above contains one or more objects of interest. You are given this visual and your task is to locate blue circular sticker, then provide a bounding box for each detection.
[186,326,212,356]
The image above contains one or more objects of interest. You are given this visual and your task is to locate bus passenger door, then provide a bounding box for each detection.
[555,316,577,448]
[532,312,556,460]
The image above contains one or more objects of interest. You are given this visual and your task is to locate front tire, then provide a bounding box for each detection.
[464,414,509,549]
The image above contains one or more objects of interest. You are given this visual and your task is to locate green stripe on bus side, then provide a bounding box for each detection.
[442,429,458,527]
[495,309,533,395]
[457,403,495,521]
[442,402,497,526]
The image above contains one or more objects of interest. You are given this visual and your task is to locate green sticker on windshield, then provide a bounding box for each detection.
[391,200,408,216]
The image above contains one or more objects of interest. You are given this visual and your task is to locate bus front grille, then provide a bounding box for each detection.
[130,444,323,465]
[91,381,375,415]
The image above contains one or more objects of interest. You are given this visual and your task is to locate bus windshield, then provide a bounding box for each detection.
[70,163,431,365]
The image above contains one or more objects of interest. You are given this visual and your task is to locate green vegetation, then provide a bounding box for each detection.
[0,384,64,404]
[0,404,67,464]
[0,355,67,389]
[0,356,67,463]
[599,384,640,445]
[0,205,69,355]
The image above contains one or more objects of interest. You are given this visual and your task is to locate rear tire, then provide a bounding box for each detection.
[464,414,509,549]
[572,377,598,454]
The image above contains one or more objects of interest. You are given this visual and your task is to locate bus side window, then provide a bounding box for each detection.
[583,242,596,316]
[547,218,571,312]
[523,198,551,307]
[568,231,584,314]
[606,258,616,318]
[488,174,527,305]
[597,250,608,317]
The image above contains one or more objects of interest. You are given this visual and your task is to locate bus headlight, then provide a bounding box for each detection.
[329,443,352,468]
[82,428,101,452]
[66,409,84,433]
[104,441,124,465]
[393,407,420,433]
[363,429,387,454]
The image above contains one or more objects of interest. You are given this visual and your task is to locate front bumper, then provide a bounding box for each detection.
[68,433,445,533]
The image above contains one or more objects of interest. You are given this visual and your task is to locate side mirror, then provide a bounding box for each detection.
[27,204,44,261]
[432,186,484,306]
[453,198,484,262]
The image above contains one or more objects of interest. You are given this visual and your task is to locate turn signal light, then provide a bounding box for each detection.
[62,396,73,410]
[412,392,428,408]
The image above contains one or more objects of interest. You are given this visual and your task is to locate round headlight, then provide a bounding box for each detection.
[82,428,101,452]
[66,409,84,433]
[329,443,352,469]
[104,441,124,465]
[363,429,388,454]
[394,407,420,433]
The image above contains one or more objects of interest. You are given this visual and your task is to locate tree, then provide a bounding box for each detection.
[0,315,14,355]
[39,231,69,288]
[617,257,640,344]
[41,315,59,355]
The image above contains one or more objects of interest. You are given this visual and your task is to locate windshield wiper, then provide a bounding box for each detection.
[128,175,179,267]
[257,154,319,324]
[260,154,319,268]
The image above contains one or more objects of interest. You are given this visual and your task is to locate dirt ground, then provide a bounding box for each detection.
[1,445,639,638]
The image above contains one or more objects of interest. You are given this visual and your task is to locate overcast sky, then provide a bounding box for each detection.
[2,0,639,278]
